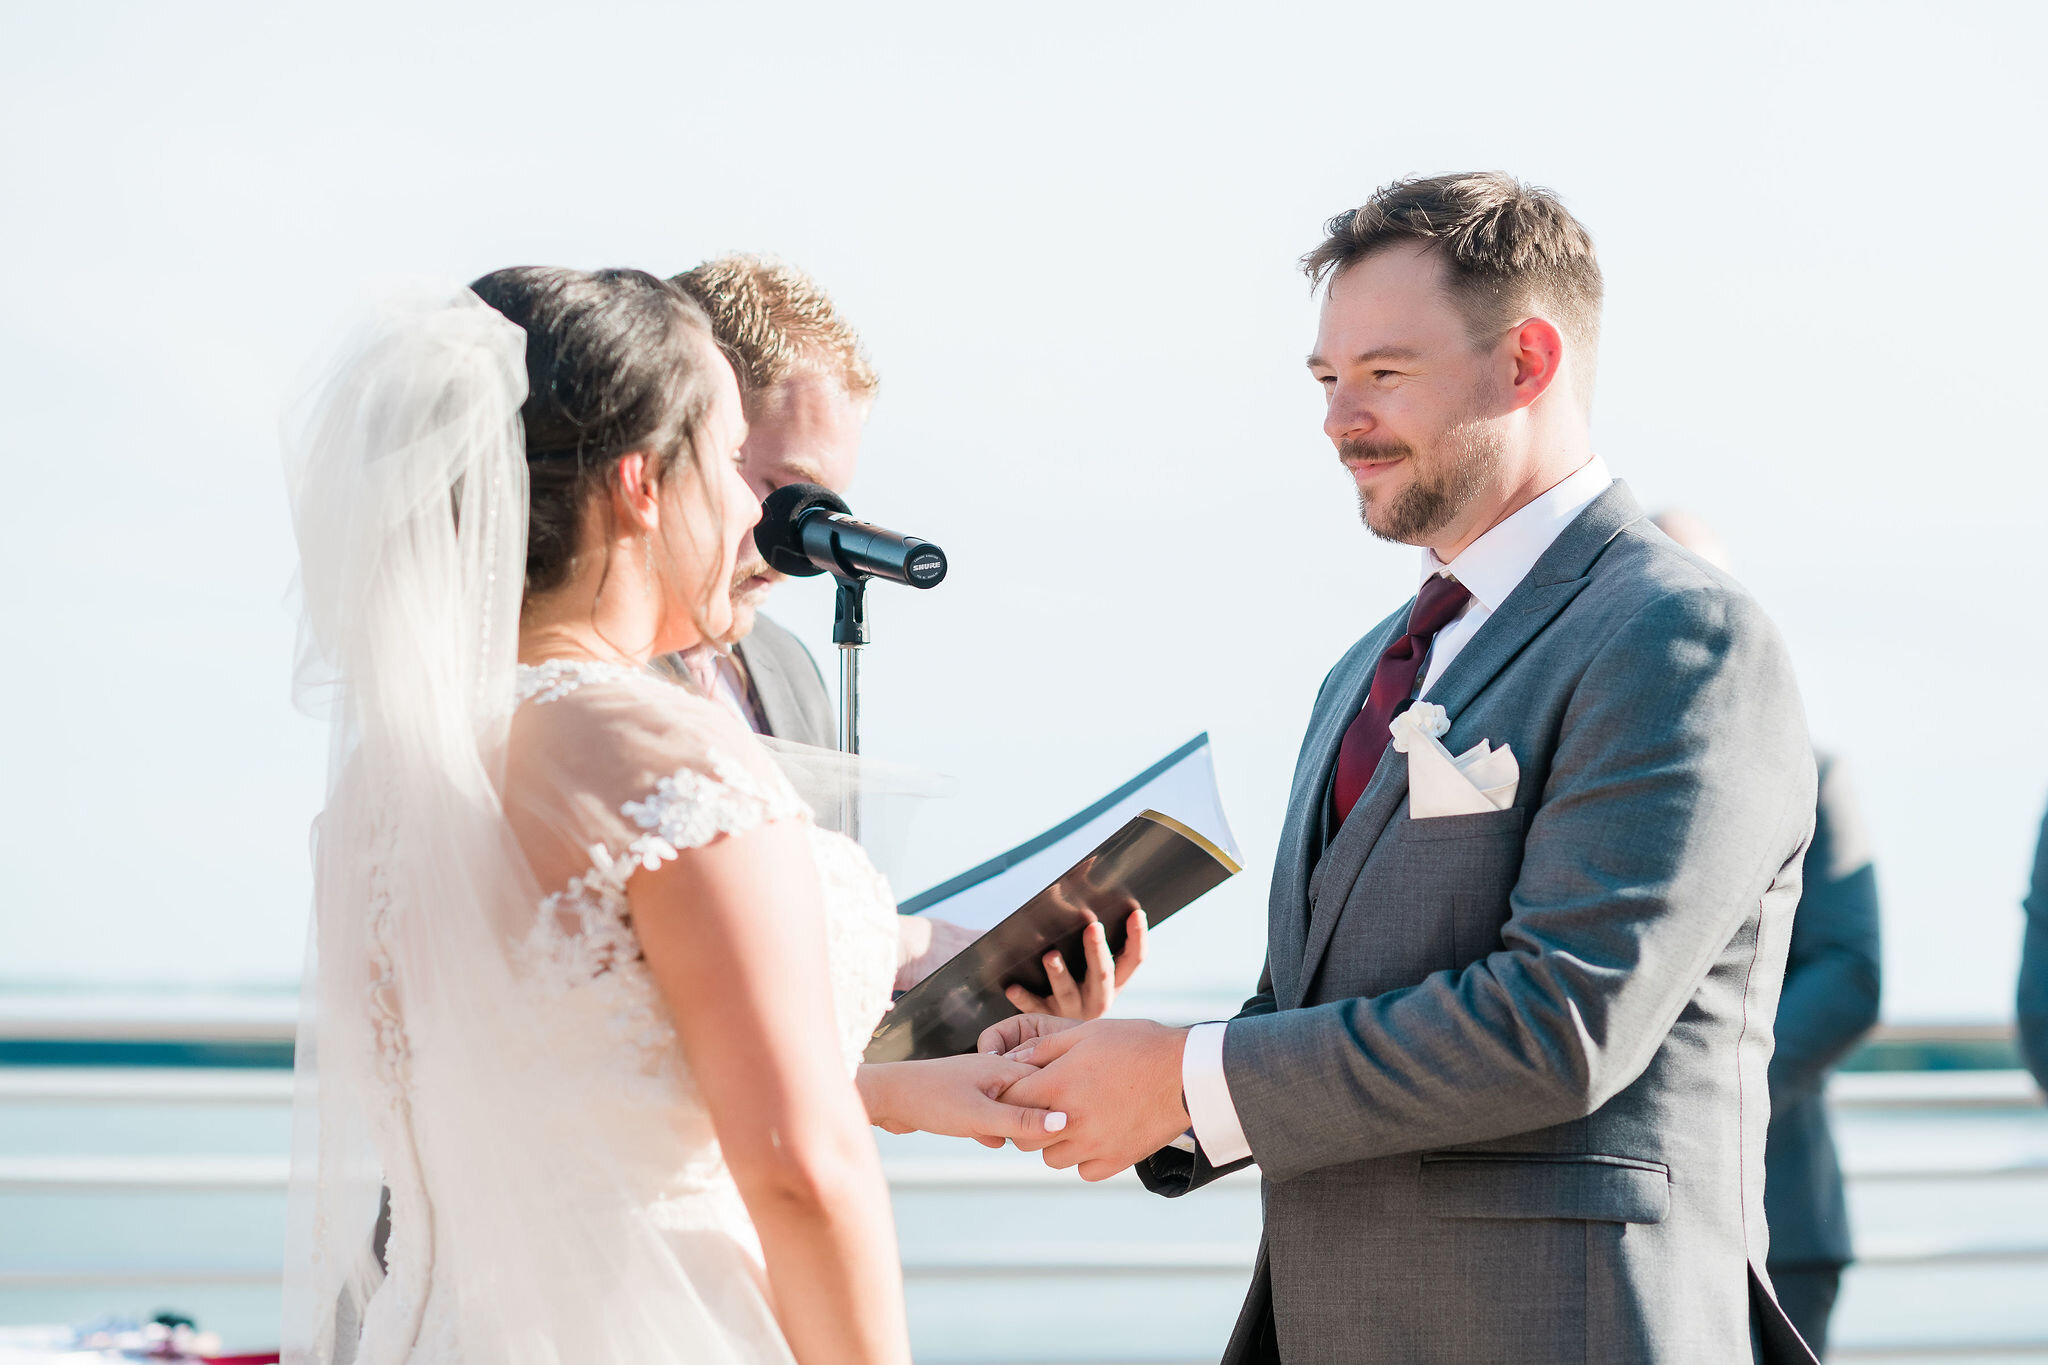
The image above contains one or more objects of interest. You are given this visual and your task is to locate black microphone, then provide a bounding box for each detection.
[754,483,948,588]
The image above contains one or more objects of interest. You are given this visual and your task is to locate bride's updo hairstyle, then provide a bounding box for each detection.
[468,266,725,622]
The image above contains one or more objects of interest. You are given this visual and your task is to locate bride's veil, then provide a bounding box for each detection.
[281,282,776,1365]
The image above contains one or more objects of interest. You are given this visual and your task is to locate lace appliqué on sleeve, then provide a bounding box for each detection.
[519,753,812,1068]
[618,760,811,872]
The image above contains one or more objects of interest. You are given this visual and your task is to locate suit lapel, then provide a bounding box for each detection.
[1291,737,1410,1006]
[1267,609,1407,1003]
[1287,481,1648,1008]
[736,638,796,739]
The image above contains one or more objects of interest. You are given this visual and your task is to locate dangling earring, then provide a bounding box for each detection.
[642,533,658,595]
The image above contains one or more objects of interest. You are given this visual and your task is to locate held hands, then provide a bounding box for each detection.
[857,1055,1070,1150]
[871,907,1152,1151]
[974,1016,1191,1182]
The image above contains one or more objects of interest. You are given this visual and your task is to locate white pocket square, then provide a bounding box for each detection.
[1390,702,1519,819]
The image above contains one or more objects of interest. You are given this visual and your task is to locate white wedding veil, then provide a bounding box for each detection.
[280,282,784,1365]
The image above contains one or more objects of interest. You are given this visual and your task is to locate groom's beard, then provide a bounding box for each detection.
[1343,413,1503,546]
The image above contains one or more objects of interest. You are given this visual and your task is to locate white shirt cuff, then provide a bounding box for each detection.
[1180,1020,1253,1167]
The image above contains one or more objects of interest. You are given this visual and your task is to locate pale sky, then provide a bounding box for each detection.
[2,0,2042,1021]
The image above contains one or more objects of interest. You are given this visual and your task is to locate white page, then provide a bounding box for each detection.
[902,736,1238,931]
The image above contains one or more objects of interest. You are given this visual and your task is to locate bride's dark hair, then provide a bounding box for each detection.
[468,267,724,612]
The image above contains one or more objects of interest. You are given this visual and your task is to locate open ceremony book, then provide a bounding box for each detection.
[864,736,1241,1063]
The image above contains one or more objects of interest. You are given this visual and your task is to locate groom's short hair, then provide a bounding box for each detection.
[1303,172,1604,402]
[670,255,879,404]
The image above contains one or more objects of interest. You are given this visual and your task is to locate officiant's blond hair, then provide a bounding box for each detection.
[671,256,879,404]
[1303,172,1604,405]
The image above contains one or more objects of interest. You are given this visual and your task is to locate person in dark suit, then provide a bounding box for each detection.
[1765,753,1882,1358]
[1656,513,1883,1360]
[2017,801,2048,1090]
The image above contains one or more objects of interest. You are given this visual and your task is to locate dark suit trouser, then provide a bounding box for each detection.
[1242,1290,1280,1364]
[1768,1264,1842,1361]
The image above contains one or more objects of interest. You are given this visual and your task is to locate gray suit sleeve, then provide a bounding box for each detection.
[1238,955,1278,1019]
[2018,802,2048,1091]
[1769,756,1882,1107]
[1224,585,1815,1182]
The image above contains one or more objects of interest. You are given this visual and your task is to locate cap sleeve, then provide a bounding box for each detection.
[504,668,811,899]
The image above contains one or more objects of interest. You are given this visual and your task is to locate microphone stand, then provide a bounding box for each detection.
[831,573,869,838]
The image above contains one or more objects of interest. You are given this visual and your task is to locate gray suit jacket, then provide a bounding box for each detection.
[1765,753,1881,1268]
[1140,483,1819,1365]
[2018,799,2048,1091]
[734,613,835,748]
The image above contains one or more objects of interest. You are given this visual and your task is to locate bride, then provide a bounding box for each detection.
[282,267,1121,1365]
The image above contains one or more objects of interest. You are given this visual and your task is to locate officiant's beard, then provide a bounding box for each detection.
[1344,413,1504,547]
[720,540,793,645]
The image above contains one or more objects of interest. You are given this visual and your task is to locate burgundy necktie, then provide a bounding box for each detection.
[1331,573,1473,822]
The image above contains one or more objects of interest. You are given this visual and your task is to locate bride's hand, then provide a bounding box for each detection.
[857,1056,1070,1150]
[976,1011,1085,1062]
[1004,909,1148,1020]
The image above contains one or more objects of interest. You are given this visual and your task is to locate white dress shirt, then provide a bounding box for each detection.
[712,655,768,734]
[673,646,769,735]
[1179,457,1614,1168]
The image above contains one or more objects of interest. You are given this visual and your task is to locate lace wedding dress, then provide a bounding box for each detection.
[281,284,910,1365]
[352,659,901,1365]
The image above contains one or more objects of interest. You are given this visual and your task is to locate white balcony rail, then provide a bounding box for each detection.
[1,1000,2043,1362]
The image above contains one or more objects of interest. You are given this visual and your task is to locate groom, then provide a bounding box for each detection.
[993,173,1820,1363]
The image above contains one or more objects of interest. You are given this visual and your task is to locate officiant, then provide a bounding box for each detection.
[656,255,1144,1013]
[655,255,868,747]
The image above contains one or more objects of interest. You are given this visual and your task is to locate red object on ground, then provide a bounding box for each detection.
[201,1355,281,1364]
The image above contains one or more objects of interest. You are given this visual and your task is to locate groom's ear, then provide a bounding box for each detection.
[1502,317,1566,412]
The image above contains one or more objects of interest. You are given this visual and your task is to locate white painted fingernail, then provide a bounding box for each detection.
[1046,1111,1068,1132]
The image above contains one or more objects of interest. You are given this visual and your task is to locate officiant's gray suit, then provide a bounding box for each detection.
[1139,482,1820,1364]
[736,613,835,748]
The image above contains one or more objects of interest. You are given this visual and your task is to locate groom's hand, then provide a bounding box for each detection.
[995,1018,1191,1181]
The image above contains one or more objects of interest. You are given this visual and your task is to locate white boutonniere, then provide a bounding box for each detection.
[1390,702,1519,819]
